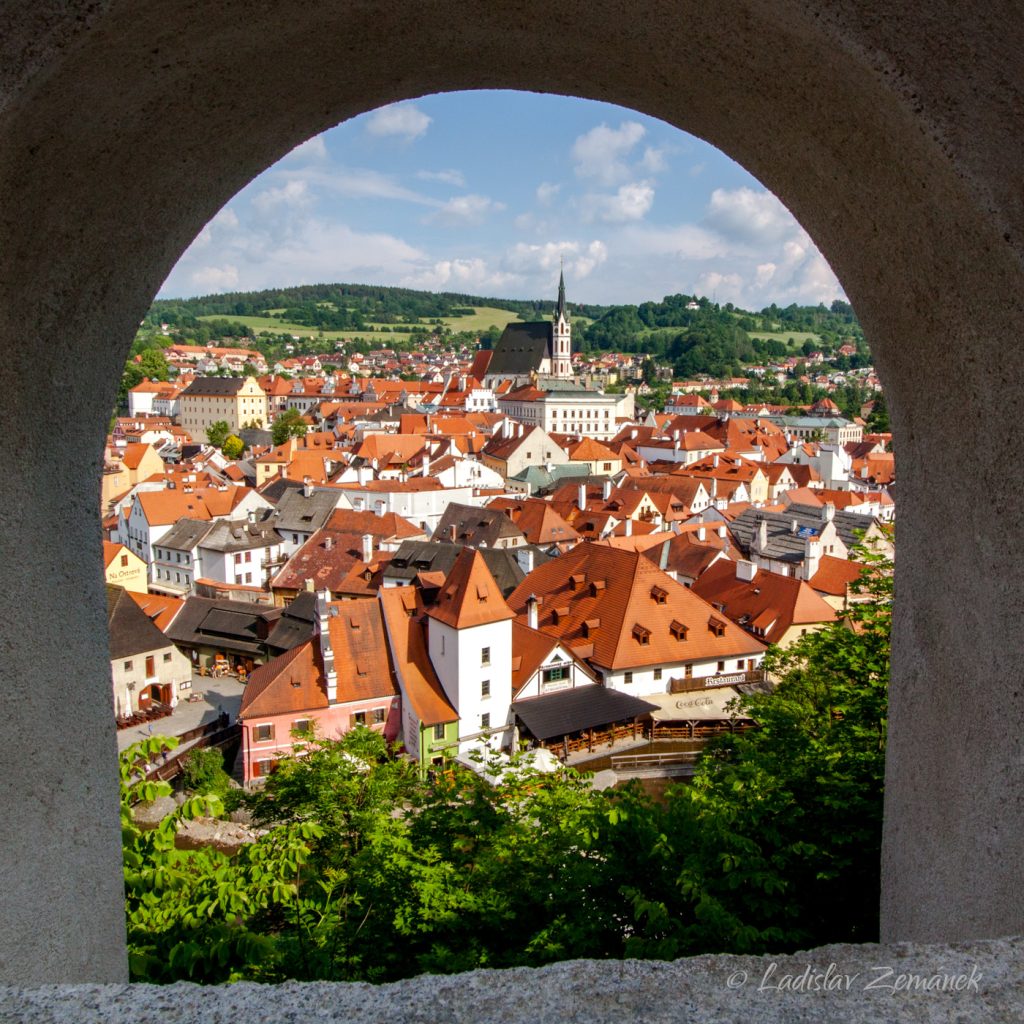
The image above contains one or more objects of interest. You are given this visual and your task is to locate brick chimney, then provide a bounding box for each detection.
[578,483,587,511]
[526,594,539,630]
[362,533,373,564]
[736,559,758,582]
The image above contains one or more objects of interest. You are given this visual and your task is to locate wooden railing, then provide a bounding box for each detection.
[147,722,240,782]
[610,750,700,775]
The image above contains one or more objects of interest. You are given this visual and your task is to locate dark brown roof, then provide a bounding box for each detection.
[486,321,552,376]
[107,584,177,660]
[512,686,657,740]
[180,376,247,397]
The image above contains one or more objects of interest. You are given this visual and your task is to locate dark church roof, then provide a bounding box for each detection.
[486,322,553,377]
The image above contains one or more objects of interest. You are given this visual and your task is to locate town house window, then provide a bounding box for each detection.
[433,723,445,740]
[481,646,490,666]
[481,679,490,698]
[481,712,490,730]
[253,723,274,742]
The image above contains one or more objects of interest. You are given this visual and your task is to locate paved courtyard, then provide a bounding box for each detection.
[116,671,247,752]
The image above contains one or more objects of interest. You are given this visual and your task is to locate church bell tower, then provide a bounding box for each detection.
[552,266,572,379]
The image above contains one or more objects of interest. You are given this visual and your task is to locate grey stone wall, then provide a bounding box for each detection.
[4,939,1022,1023]
[3,0,1024,983]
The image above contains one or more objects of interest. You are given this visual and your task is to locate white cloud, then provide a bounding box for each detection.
[365,102,432,141]
[277,167,437,206]
[693,270,746,305]
[191,264,240,291]
[416,168,466,186]
[282,136,328,163]
[426,194,506,226]
[213,207,239,230]
[639,146,667,174]
[582,182,655,223]
[402,257,516,292]
[574,240,609,278]
[536,182,561,205]
[703,186,797,245]
[504,239,608,281]
[572,121,646,185]
[252,179,313,214]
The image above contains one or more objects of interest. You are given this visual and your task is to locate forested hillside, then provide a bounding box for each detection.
[146,283,865,380]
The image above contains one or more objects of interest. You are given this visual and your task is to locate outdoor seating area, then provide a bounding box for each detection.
[115,701,172,731]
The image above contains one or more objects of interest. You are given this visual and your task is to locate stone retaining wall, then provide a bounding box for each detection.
[4,939,1021,1023]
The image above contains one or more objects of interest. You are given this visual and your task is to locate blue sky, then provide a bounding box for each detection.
[160,90,844,310]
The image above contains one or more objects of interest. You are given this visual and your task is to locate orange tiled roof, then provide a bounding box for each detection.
[426,547,516,629]
[240,641,325,719]
[326,599,399,703]
[120,443,159,471]
[379,587,457,726]
[809,554,864,597]
[505,543,765,671]
[691,560,837,644]
[127,590,184,632]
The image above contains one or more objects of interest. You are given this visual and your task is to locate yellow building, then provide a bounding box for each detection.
[100,442,165,513]
[178,375,268,442]
[103,542,148,593]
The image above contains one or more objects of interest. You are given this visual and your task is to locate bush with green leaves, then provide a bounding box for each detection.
[179,747,233,797]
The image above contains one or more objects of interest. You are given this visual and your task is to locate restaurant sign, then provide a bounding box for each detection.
[703,672,748,688]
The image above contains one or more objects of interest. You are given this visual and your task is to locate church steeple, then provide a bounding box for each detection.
[551,262,572,379]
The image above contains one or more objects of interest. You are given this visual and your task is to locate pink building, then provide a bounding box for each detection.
[238,595,399,783]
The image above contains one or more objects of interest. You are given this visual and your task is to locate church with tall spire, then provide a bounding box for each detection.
[479,270,575,387]
[551,266,572,378]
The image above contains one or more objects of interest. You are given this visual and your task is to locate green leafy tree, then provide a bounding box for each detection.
[669,534,892,953]
[866,389,890,433]
[222,434,245,459]
[271,407,309,446]
[179,747,233,797]
[138,347,171,381]
[121,736,321,983]
[206,420,231,448]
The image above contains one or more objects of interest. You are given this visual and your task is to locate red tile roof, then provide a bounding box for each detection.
[505,543,765,671]
[379,587,457,726]
[426,547,516,629]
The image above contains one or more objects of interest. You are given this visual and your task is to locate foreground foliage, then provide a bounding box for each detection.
[124,550,889,982]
